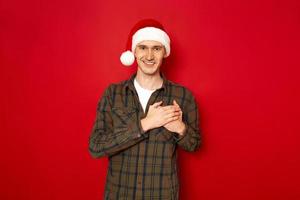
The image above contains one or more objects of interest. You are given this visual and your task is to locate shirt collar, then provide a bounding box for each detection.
[125,71,168,92]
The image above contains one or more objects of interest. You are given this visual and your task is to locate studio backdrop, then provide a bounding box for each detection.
[1,0,300,199]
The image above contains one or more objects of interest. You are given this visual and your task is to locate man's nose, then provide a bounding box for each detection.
[146,49,154,60]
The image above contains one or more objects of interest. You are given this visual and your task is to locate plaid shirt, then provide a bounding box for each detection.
[89,72,201,200]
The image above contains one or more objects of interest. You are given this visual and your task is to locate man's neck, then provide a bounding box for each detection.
[135,70,163,91]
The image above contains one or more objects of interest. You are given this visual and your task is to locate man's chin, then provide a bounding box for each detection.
[139,67,160,76]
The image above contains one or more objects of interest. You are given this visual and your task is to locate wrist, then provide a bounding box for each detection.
[141,118,151,132]
[177,123,186,136]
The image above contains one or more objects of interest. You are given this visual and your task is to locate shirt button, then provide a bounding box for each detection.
[137,133,141,138]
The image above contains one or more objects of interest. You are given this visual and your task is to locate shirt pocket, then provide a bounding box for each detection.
[111,107,138,125]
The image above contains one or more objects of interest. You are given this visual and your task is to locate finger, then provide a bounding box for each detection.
[164,112,180,119]
[165,106,180,112]
[173,99,178,106]
[171,111,181,117]
[162,105,177,111]
[163,108,180,115]
[151,101,163,108]
[173,100,181,109]
[165,115,180,124]
[162,106,175,112]
[179,111,183,119]
[173,99,177,105]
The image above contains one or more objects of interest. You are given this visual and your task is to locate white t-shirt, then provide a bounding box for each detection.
[134,78,156,112]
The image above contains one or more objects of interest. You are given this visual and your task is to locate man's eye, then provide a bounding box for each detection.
[139,46,146,50]
[154,47,161,51]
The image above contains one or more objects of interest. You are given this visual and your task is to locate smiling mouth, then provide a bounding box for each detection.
[143,61,155,65]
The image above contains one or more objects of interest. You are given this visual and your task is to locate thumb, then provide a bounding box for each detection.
[173,100,181,111]
[173,100,179,106]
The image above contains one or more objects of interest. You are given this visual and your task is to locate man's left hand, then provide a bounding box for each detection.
[163,100,186,136]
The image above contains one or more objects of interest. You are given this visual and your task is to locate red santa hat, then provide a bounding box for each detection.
[120,19,171,66]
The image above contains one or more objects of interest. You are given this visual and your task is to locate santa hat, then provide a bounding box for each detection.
[120,19,171,66]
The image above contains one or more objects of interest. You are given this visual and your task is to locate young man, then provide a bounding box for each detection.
[89,19,201,200]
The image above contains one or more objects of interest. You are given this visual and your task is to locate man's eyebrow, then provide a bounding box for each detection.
[152,45,163,48]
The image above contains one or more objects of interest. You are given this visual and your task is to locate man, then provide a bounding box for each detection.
[89,19,201,200]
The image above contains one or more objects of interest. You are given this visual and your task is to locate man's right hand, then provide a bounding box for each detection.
[141,101,181,132]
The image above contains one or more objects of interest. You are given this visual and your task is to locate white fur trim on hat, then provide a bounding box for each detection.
[120,50,135,66]
[132,27,171,57]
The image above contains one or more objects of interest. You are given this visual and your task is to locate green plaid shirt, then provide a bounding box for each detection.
[89,72,201,200]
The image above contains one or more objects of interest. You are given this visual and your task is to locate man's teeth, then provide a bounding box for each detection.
[144,61,155,64]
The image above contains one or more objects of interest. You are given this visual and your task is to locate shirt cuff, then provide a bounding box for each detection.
[173,123,188,142]
[127,117,149,139]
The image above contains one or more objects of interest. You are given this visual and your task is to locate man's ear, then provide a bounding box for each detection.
[163,47,167,58]
[133,48,137,57]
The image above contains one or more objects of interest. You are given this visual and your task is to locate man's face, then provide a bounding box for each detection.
[134,40,166,76]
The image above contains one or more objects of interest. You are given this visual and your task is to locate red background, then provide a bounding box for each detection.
[1,0,300,199]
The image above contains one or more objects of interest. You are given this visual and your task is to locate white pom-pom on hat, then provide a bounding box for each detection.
[120,50,135,66]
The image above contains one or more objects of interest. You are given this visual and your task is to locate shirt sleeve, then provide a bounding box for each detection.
[174,91,201,152]
[89,85,148,158]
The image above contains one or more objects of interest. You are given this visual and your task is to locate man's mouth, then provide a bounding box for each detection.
[143,61,155,65]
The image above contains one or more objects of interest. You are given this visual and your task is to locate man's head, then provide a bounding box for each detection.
[120,19,171,68]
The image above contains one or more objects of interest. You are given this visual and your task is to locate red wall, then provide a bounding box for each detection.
[1,0,300,199]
